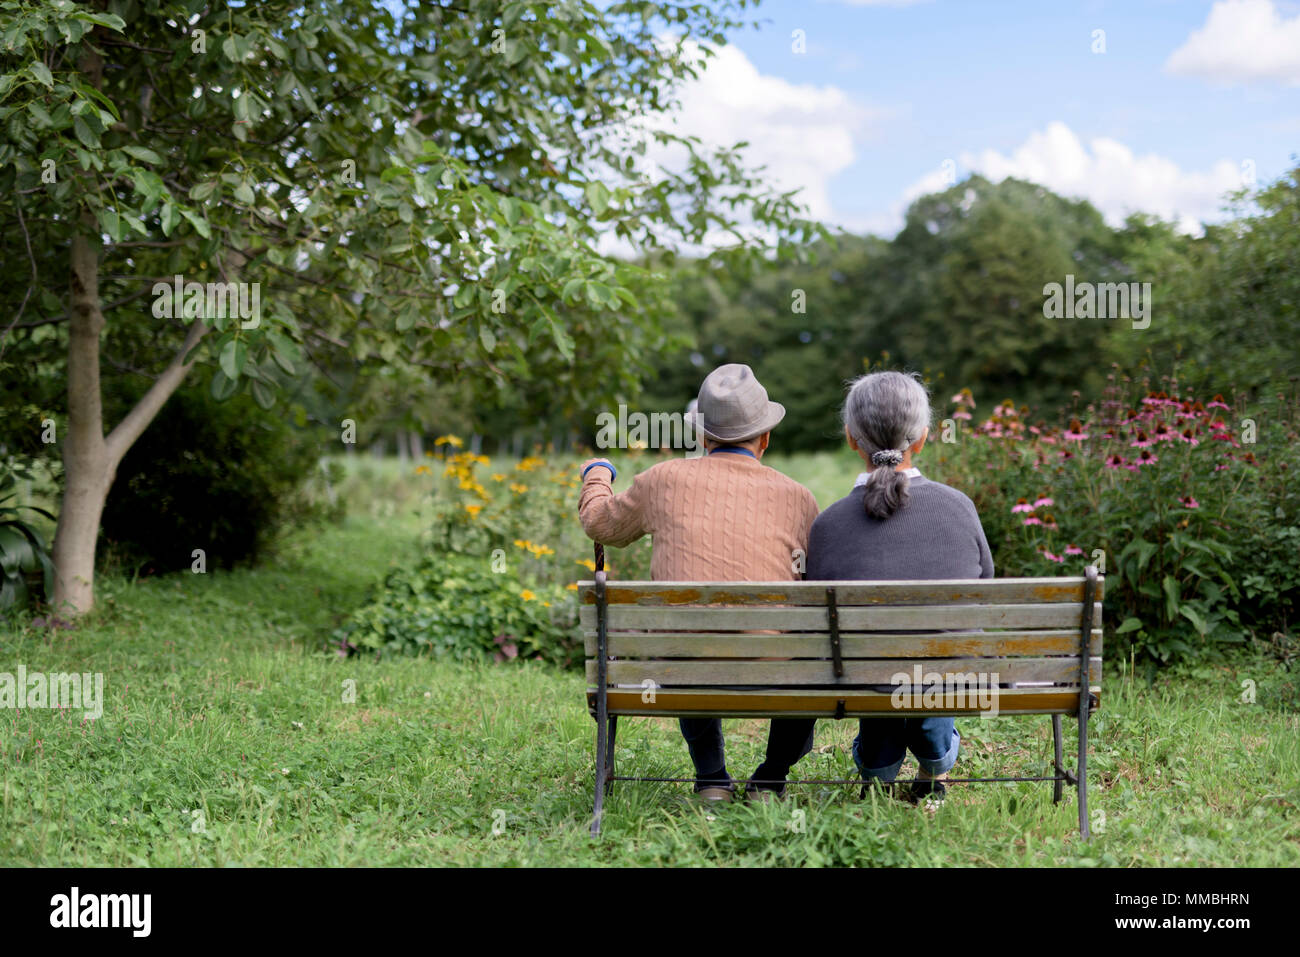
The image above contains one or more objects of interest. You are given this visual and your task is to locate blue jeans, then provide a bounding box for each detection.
[679,718,815,792]
[853,718,960,782]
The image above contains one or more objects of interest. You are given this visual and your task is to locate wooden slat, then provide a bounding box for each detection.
[583,629,1103,658]
[578,577,1104,606]
[586,687,1101,718]
[584,656,1098,687]
[579,602,1102,632]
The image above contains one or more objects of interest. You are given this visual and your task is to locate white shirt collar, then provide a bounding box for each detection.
[854,467,921,488]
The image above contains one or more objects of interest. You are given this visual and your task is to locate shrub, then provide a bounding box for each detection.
[929,369,1299,668]
[99,385,336,574]
[330,551,580,667]
[0,459,55,610]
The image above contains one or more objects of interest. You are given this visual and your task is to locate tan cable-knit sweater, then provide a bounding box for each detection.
[578,453,820,581]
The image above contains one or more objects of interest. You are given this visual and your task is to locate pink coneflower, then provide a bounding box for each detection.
[1178,496,1200,509]
[1059,449,1075,461]
[1065,544,1084,556]
[1040,549,1065,563]
[1063,419,1089,441]
[1214,462,1230,472]
[953,409,972,420]
[1152,422,1174,442]
[1179,428,1200,446]
[1130,430,1153,449]
[1023,516,1043,526]
[1012,499,1035,513]
[1042,513,1059,530]
[1134,449,1158,467]
[1207,394,1230,411]
[1105,454,1126,469]
[1034,497,1054,508]
[1028,424,1042,435]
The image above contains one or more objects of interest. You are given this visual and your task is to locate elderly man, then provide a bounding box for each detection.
[578,364,821,802]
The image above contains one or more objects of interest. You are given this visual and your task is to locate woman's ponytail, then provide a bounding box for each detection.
[842,372,931,520]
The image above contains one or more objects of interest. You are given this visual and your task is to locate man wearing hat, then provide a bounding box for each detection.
[578,364,821,802]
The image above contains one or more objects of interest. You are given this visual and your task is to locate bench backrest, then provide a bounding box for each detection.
[580,574,1103,718]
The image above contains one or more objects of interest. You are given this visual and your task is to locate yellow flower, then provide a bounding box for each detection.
[542,601,551,608]
[566,583,579,591]
[513,539,530,549]
[464,504,482,518]
[435,435,464,448]
[424,450,434,458]
[529,544,555,557]
[516,456,545,472]
[473,454,490,466]
[492,473,506,482]
[576,559,596,571]
[415,465,431,475]
[520,589,536,601]
[509,483,528,494]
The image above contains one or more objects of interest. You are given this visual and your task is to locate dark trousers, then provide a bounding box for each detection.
[679,717,817,791]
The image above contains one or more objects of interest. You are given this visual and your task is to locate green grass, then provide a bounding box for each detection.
[2,475,1298,866]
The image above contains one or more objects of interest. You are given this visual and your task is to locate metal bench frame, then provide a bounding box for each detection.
[585,544,1101,839]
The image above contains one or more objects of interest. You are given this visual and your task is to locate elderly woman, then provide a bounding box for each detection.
[807,371,994,803]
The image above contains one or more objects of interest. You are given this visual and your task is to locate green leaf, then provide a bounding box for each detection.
[219,339,248,379]
[584,181,610,216]
[479,327,496,353]
[250,379,275,410]
[95,208,122,240]
[209,370,238,401]
[233,182,255,205]
[1179,606,1208,636]
[30,62,53,89]
[160,203,181,237]
[122,145,163,165]
[73,115,98,149]
[1114,617,1143,635]
[181,209,212,239]
[189,181,217,202]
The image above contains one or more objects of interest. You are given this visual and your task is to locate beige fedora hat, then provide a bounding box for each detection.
[686,363,786,443]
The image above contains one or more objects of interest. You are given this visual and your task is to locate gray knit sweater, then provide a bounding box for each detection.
[806,472,994,581]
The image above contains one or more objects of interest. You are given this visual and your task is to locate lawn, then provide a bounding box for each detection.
[1,458,1297,867]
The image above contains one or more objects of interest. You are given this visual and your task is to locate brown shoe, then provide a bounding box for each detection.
[744,786,783,804]
[695,786,734,804]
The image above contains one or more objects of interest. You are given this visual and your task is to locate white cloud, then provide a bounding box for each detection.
[640,43,880,222]
[1165,0,1300,85]
[879,122,1244,236]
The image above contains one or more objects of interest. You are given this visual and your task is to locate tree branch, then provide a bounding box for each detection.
[104,318,209,466]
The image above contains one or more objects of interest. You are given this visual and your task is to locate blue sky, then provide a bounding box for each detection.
[665,0,1300,235]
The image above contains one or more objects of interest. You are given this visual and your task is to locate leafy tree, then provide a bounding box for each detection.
[0,0,818,614]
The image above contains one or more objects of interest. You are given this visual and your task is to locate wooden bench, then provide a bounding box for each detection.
[579,548,1103,838]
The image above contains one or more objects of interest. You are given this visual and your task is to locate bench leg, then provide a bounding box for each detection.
[591,711,609,838]
[1052,715,1064,805]
[1077,711,1090,841]
[605,715,618,796]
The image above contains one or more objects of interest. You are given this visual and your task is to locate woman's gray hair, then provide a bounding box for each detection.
[842,371,932,520]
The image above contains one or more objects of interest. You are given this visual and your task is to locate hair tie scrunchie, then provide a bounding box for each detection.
[870,448,904,467]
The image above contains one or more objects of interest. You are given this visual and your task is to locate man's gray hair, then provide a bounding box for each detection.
[842,371,932,519]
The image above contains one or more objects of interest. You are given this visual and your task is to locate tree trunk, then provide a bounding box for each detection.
[50,227,212,617]
[50,228,111,617]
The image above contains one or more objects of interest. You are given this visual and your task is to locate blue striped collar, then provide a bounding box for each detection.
[709,446,757,459]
